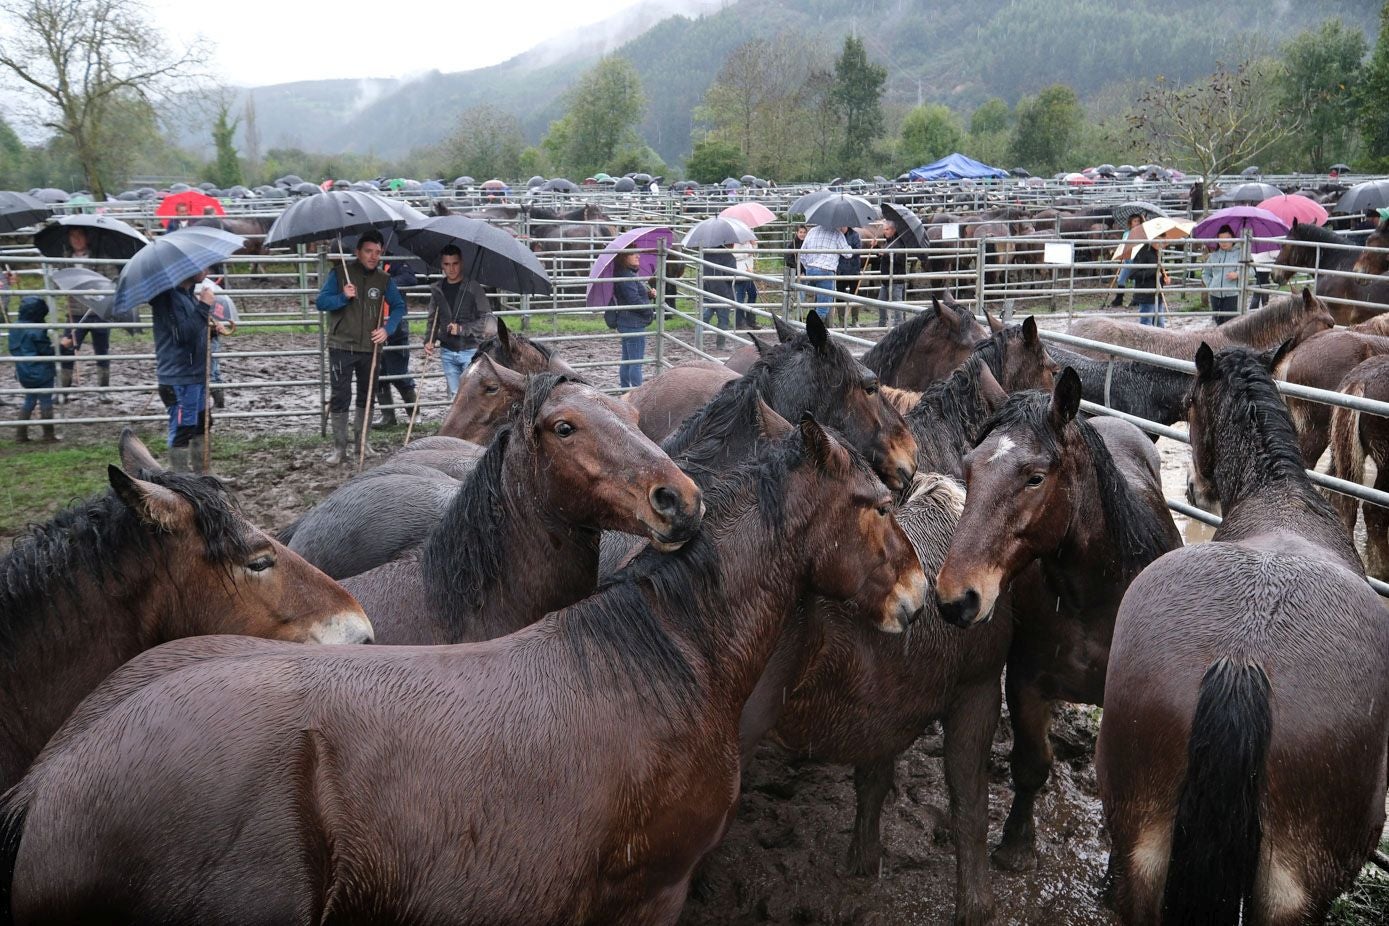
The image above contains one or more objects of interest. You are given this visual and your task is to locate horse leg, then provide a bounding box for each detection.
[944,680,1001,925]
[993,672,1053,872]
[1364,466,1389,581]
[845,757,895,876]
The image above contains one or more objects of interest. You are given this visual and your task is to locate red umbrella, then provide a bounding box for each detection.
[1257,194,1329,228]
[155,190,225,227]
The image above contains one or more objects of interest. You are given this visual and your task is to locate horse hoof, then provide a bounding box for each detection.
[845,843,883,878]
[991,843,1037,872]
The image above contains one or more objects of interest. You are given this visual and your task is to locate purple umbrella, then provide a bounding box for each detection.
[1192,207,1289,253]
[586,226,675,308]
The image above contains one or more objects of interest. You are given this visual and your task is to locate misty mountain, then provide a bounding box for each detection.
[200,0,1381,167]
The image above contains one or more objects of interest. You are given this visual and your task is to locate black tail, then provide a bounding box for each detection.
[0,793,29,925]
[1162,657,1272,925]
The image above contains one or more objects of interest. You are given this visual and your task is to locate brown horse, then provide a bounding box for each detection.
[1274,325,1389,465]
[436,354,528,443]
[936,371,1182,873]
[722,333,768,375]
[975,314,1059,393]
[0,430,370,793]
[1,419,927,926]
[343,374,703,644]
[1099,344,1387,925]
[860,295,988,390]
[623,362,740,441]
[1067,289,1335,360]
[902,353,1008,478]
[477,315,582,379]
[1351,217,1389,277]
[1328,354,1389,580]
[1273,219,1389,324]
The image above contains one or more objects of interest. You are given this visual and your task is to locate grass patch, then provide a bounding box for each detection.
[1329,839,1389,925]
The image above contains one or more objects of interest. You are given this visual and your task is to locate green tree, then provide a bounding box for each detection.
[970,99,1012,137]
[829,35,887,174]
[0,0,197,197]
[0,116,26,188]
[1279,20,1367,171]
[210,99,243,188]
[685,138,743,183]
[1359,2,1389,167]
[898,104,963,169]
[1009,84,1083,174]
[441,104,525,181]
[545,56,646,177]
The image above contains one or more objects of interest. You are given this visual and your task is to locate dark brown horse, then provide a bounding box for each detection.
[478,315,583,379]
[1,419,927,926]
[1067,289,1335,360]
[902,353,1008,478]
[343,374,702,644]
[1329,354,1389,580]
[1350,217,1389,277]
[1274,325,1389,465]
[1271,219,1389,324]
[1099,345,1387,925]
[975,314,1059,393]
[0,431,370,793]
[935,371,1181,872]
[436,354,529,443]
[860,295,988,390]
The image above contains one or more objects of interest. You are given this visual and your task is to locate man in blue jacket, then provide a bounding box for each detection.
[314,230,407,464]
[149,273,225,472]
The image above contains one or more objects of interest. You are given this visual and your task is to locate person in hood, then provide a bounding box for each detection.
[8,296,59,442]
[150,272,224,471]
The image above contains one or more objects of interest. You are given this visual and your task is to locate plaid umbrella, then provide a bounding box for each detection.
[1112,201,1168,224]
[110,226,244,318]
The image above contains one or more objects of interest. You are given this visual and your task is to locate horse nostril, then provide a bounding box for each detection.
[650,485,681,517]
[936,588,980,628]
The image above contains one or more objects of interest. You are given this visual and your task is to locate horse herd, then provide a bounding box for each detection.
[0,289,1386,924]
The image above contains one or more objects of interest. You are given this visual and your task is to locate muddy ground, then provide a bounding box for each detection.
[6,305,1384,924]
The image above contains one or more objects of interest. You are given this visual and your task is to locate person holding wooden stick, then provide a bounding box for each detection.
[149,272,220,472]
[314,230,406,466]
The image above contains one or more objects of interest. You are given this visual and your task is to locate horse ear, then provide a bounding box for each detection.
[493,316,513,364]
[118,428,163,475]
[798,413,845,474]
[1290,217,1299,229]
[1049,368,1082,427]
[1264,337,1296,373]
[977,363,1008,409]
[1195,342,1216,379]
[772,315,797,343]
[108,465,185,532]
[1299,286,1315,310]
[804,309,829,350]
[985,311,1003,333]
[492,359,527,391]
[749,333,770,357]
[1022,315,1039,346]
[755,399,793,440]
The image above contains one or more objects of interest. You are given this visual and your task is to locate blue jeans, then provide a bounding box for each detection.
[440,347,476,398]
[618,329,646,388]
[20,390,54,415]
[734,279,758,328]
[803,267,835,318]
[160,382,206,447]
[1135,299,1167,328]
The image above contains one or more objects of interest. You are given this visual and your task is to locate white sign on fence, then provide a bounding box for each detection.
[940,223,960,240]
[1043,241,1075,265]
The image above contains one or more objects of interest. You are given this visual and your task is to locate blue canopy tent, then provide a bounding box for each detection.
[908,153,1009,182]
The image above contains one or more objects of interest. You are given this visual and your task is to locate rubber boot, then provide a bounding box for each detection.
[58,368,73,404]
[372,387,397,429]
[353,407,374,459]
[325,411,349,465]
[38,406,60,442]
[97,367,113,404]
[212,387,225,409]
[168,445,192,472]
[14,406,32,443]
[188,435,207,474]
[399,385,419,425]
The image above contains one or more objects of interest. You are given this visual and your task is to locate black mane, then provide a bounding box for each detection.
[747,326,867,423]
[421,373,571,626]
[906,354,996,477]
[0,471,251,654]
[1287,220,1348,247]
[860,307,940,380]
[1046,343,1190,426]
[971,325,1023,383]
[660,376,769,489]
[978,391,1174,579]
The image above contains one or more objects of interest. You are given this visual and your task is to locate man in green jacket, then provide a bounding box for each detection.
[315,230,407,464]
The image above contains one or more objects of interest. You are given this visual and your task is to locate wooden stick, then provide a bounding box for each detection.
[357,342,380,473]
[402,308,440,448]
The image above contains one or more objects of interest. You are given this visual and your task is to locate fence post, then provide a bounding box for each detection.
[781,264,794,321]
[519,208,532,332]
[975,236,988,311]
[1238,228,1252,318]
[654,240,667,372]
[317,249,328,438]
[694,252,706,355]
[297,243,308,319]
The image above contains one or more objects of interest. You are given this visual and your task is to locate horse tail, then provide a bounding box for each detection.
[1162,657,1272,926]
[0,792,29,924]
[1329,381,1366,532]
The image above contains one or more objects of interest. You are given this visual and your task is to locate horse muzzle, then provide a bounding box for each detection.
[309,611,375,645]
[643,487,705,553]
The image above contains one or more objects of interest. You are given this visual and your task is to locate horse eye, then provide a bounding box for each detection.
[864,383,878,396]
[554,421,576,437]
[484,384,500,395]
[875,504,890,517]
[246,555,276,573]
[1025,473,1045,488]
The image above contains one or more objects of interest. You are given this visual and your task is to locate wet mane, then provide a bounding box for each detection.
[0,471,252,654]
[978,391,1173,579]
[971,325,1024,383]
[746,325,867,417]
[906,355,996,476]
[1217,294,1311,341]
[421,374,570,625]
[474,328,558,368]
[660,376,768,488]
[861,307,942,380]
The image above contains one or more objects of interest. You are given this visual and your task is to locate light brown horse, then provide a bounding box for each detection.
[935,370,1181,872]
[1067,289,1334,360]
[1273,325,1389,465]
[1328,354,1389,579]
[860,295,988,390]
[623,362,740,441]
[1099,345,1388,925]
[1,419,927,926]
[0,430,370,793]
[344,374,703,644]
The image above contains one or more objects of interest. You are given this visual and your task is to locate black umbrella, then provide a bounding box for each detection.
[275,174,304,188]
[50,267,116,319]
[740,174,757,184]
[632,172,653,184]
[0,191,50,234]
[681,216,756,248]
[526,175,546,189]
[30,188,69,204]
[541,178,578,193]
[399,216,551,295]
[116,190,141,202]
[260,186,289,200]
[264,190,405,250]
[1330,163,1352,173]
[340,226,428,278]
[168,182,192,193]
[454,176,475,187]
[880,202,926,248]
[803,193,878,228]
[1241,166,1261,177]
[1213,182,1282,204]
[613,177,637,192]
[873,175,889,184]
[34,214,150,260]
[291,182,323,196]
[1009,167,1031,178]
[1335,179,1389,214]
[788,188,835,216]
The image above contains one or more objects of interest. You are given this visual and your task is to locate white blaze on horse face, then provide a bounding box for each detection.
[987,435,1016,464]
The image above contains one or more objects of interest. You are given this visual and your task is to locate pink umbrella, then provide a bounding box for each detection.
[719,201,776,229]
[1257,194,1329,228]
[1064,172,1094,186]
[585,226,675,308]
